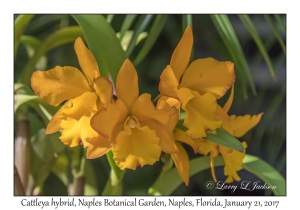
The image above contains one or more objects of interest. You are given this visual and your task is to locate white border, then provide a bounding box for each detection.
[4,0,296,209]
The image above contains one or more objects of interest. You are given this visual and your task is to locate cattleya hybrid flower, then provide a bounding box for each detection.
[159,25,235,139]
[158,26,262,184]
[90,59,177,170]
[31,37,113,158]
[170,85,262,184]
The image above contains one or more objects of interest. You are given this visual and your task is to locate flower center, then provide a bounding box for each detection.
[129,118,136,128]
[125,116,139,129]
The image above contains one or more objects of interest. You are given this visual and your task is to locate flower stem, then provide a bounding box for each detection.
[102,151,126,195]
[14,165,25,195]
[14,106,30,194]
[70,147,86,195]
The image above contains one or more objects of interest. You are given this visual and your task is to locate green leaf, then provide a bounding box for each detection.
[14,14,35,57]
[52,153,72,187]
[238,14,276,79]
[72,15,127,83]
[43,172,68,195]
[119,15,137,41]
[149,156,224,195]
[274,14,286,33]
[204,128,244,152]
[14,94,58,115]
[133,15,169,66]
[182,14,193,32]
[211,15,256,99]
[84,160,99,195]
[106,14,114,24]
[20,35,47,70]
[175,120,244,153]
[31,129,64,187]
[263,15,286,55]
[149,155,286,195]
[126,14,153,57]
[182,14,194,61]
[20,26,84,86]
[14,83,34,95]
[116,31,148,51]
[242,155,286,195]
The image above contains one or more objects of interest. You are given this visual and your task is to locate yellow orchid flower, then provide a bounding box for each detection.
[90,59,177,170]
[159,26,235,139]
[156,96,193,185]
[31,37,112,158]
[191,86,263,183]
[214,85,263,182]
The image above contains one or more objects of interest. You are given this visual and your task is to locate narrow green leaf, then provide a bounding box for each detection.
[106,14,114,24]
[133,15,168,66]
[242,155,286,195]
[119,15,137,41]
[51,154,71,187]
[182,14,193,32]
[20,35,47,70]
[204,128,244,152]
[212,15,257,95]
[149,156,225,195]
[126,14,153,57]
[14,14,35,56]
[175,119,243,152]
[238,14,276,79]
[84,160,99,195]
[215,15,257,97]
[14,83,34,95]
[274,14,286,33]
[20,26,84,86]
[149,155,286,195]
[42,172,68,195]
[73,15,127,82]
[20,35,41,49]
[263,15,286,55]
[116,31,148,51]
[14,94,58,115]
[31,129,63,187]
[210,15,248,99]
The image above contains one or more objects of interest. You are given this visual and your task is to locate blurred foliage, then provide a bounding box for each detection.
[14,14,286,196]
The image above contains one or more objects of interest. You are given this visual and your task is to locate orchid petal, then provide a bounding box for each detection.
[141,120,178,154]
[93,76,113,105]
[193,139,219,157]
[222,113,263,138]
[170,25,193,81]
[215,105,230,122]
[132,93,177,124]
[174,129,194,148]
[74,37,100,86]
[223,85,234,113]
[157,96,180,134]
[31,66,92,106]
[86,144,111,159]
[90,99,128,140]
[219,142,247,183]
[116,59,139,111]
[180,58,235,99]
[159,65,179,99]
[46,100,73,134]
[59,92,98,147]
[113,126,161,170]
[171,142,190,186]
[86,135,112,159]
[178,88,222,139]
